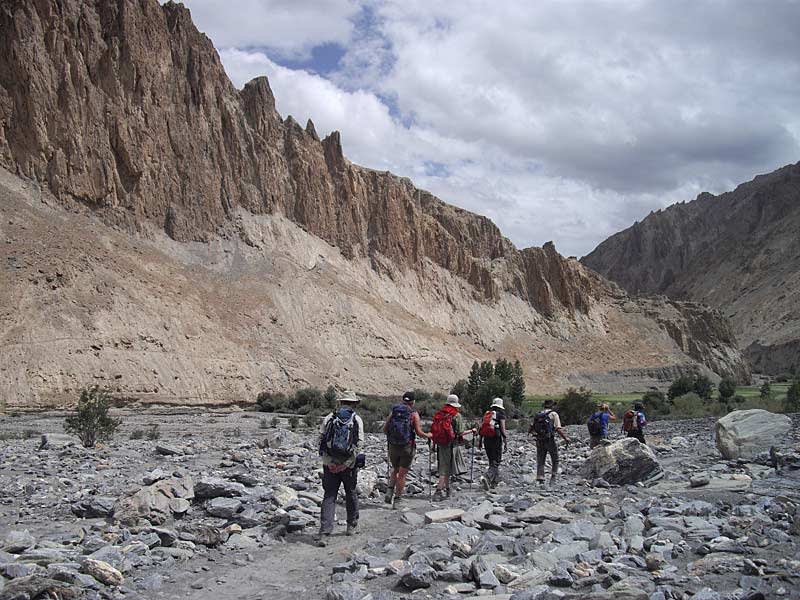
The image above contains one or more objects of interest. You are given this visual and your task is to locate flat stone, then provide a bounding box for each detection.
[81,558,124,586]
[3,530,36,553]
[206,497,242,518]
[425,508,464,524]
[519,502,572,523]
[194,477,245,499]
[155,443,183,456]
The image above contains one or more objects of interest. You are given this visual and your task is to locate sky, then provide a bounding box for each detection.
[178,0,800,258]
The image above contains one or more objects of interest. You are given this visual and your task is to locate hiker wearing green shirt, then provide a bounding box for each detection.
[430,394,475,501]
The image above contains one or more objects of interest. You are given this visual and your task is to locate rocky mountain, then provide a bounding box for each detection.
[0,0,748,409]
[583,163,800,376]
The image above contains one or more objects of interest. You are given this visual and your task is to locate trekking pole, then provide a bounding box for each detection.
[429,441,434,504]
[469,433,475,490]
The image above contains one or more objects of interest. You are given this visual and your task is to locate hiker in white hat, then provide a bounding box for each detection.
[429,394,475,501]
[477,397,508,490]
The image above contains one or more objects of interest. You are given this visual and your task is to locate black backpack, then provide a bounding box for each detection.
[323,407,358,460]
[587,412,603,436]
[531,410,555,439]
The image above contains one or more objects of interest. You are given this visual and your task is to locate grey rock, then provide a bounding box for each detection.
[72,496,116,518]
[39,433,78,450]
[155,443,183,456]
[325,582,366,600]
[715,409,792,459]
[3,529,36,553]
[206,497,242,518]
[582,438,662,485]
[689,473,710,488]
[549,566,574,587]
[402,562,436,589]
[194,477,245,499]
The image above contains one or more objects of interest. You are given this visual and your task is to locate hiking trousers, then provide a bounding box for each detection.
[320,465,359,533]
[589,434,606,449]
[483,436,503,486]
[626,429,646,444]
[536,437,559,480]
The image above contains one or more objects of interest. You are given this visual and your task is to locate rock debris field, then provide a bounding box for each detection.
[0,410,798,600]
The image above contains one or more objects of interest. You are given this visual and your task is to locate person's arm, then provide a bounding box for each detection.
[553,413,570,443]
[354,415,365,453]
[412,412,431,440]
[382,414,391,434]
[608,411,617,421]
[499,418,508,449]
[319,414,330,455]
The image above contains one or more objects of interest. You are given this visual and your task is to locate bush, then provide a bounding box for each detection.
[304,413,319,429]
[256,391,288,413]
[64,386,120,448]
[270,416,279,428]
[145,424,160,441]
[642,390,670,416]
[718,377,736,401]
[288,416,300,430]
[412,389,431,403]
[668,373,714,402]
[557,387,593,425]
[784,380,800,412]
[294,387,324,411]
[759,381,772,401]
[324,386,337,409]
[130,429,144,440]
[669,392,706,419]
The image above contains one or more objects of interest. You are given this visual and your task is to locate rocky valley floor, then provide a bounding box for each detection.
[0,410,798,600]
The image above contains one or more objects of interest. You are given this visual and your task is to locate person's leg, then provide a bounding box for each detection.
[386,445,398,503]
[589,436,599,449]
[394,445,414,496]
[395,467,409,494]
[320,467,341,534]
[343,468,359,530]
[536,441,547,481]
[549,439,559,482]
[486,438,501,486]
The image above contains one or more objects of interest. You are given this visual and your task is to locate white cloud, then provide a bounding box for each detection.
[190,0,800,257]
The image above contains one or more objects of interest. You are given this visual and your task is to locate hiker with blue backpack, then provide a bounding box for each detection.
[587,403,616,448]
[477,397,508,490]
[529,399,570,486]
[383,391,432,508]
[316,391,365,545]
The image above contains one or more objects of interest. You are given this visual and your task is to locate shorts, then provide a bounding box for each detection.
[388,443,415,469]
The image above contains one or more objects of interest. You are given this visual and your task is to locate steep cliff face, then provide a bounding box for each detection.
[0,0,598,320]
[0,0,749,408]
[583,163,800,375]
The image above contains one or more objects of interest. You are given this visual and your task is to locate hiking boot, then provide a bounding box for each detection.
[480,476,490,491]
[536,479,545,487]
[432,489,445,502]
[314,532,330,547]
[392,495,403,509]
[384,488,394,504]
[346,522,359,536]
[549,476,557,487]
[445,487,451,499]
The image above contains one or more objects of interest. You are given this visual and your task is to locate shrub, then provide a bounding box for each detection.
[288,416,300,430]
[270,416,279,428]
[784,380,800,412]
[64,386,120,448]
[324,386,337,409]
[304,413,319,429]
[145,424,160,441]
[450,380,467,401]
[412,389,431,403]
[557,387,594,425]
[259,418,269,429]
[667,375,693,401]
[130,429,144,440]
[642,390,670,416]
[294,387,324,411]
[256,391,288,413]
[759,381,772,401]
[231,426,242,437]
[718,377,736,401]
[22,429,40,440]
[669,392,706,418]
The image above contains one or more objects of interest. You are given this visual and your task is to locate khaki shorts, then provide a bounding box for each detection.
[388,443,415,469]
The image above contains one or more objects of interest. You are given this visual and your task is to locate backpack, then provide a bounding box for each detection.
[479,410,498,438]
[587,412,603,436]
[324,407,358,460]
[622,410,637,432]
[386,404,414,446]
[532,410,554,439]
[430,408,456,446]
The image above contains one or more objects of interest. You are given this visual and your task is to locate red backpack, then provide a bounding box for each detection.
[622,410,636,432]
[479,410,498,438]
[431,407,457,446]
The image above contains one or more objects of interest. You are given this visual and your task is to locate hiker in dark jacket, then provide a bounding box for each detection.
[587,403,616,448]
[383,391,432,508]
[316,391,365,546]
[530,399,570,485]
[623,401,647,444]
[478,397,508,490]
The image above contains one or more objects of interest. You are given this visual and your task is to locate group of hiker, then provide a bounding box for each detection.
[314,390,648,542]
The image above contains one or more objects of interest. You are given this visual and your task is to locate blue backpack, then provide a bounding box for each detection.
[587,412,603,436]
[532,410,555,439]
[386,404,414,445]
[324,407,358,459]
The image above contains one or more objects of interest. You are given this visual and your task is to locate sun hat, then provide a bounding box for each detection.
[402,391,415,403]
[490,397,504,409]
[339,390,360,403]
[446,394,461,408]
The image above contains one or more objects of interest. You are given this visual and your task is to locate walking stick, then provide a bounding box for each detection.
[429,440,434,504]
[469,434,476,489]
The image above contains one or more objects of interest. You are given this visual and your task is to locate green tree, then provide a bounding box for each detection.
[557,387,594,425]
[65,386,121,448]
[718,377,737,401]
[784,380,800,412]
[494,358,513,382]
[324,386,337,408]
[479,360,494,381]
[466,361,482,404]
[642,389,670,416]
[668,375,693,401]
[451,379,468,401]
[509,360,525,405]
[413,388,431,403]
[759,381,772,401]
[693,375,715,402]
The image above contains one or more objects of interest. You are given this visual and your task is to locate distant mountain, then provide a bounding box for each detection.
[0,0,748,408]
[583,163,800,375]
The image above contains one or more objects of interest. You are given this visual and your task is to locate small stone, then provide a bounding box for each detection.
[155,443,183,456]
[401,563,436,589]
[206,497,242,518]
[82,559,124,586]
[690,474,710,488]
[424,508,464,523]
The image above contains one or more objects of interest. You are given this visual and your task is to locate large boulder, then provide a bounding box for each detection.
[581,438,662,485]
[114,476,194,525]
[715,409,792,459]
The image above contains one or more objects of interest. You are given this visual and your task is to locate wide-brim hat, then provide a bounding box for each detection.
[491,397,504,409]
[339,390,360,403]
[446,394,461,408]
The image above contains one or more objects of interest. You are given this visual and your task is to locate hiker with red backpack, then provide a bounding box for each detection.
[316,391,365,546]
[622,401,647,444]
[478,397,508,490]
[430,394,476,502]
[529,399,570,486]
[383,391,432,508]
[587,403,616,448]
